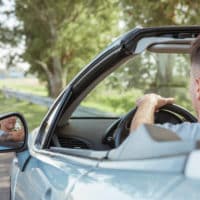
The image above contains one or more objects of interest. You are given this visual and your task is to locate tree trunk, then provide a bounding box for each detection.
[48,56,63,98]
[36,59,63,98]
[155,54,174,97]
[48,73,63,98]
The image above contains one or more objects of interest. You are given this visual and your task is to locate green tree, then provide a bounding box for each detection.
[117,0,198,97]
[0,1,22,63]
[120,0,200,27]
[14,0,120,97]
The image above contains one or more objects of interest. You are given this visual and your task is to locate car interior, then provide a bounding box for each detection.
[49,34,199,162]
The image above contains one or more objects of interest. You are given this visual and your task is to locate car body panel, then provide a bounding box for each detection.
[13,154,96,200]
[11,128,100,200]
[70,167,200,200]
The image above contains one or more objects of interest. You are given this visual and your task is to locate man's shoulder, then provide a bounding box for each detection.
[0,130,6,136]
[161,122,200,128]
[159,122,200,140]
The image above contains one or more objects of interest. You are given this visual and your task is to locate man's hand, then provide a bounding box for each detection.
[136,94,175,111]
[130,93,175,132]
[8,129,24,142]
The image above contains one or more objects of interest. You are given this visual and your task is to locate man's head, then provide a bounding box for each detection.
[190,36,200,118]
[0,117,16,132]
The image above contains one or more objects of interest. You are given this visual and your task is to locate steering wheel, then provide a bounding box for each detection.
[113,104,197,147]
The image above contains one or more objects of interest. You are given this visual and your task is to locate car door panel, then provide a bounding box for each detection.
[69,167,184,200]
[13,150,99,200]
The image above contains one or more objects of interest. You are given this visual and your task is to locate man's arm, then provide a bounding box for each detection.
[6,129,24,142]
[130,94,174,132]
[0,130,24,142]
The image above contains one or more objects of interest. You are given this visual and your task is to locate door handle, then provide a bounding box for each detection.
[41,188,52,200]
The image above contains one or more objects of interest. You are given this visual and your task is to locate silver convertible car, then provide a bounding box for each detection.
[1,26,200,200]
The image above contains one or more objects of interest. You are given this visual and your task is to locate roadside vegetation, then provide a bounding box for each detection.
[82,87,143,115]
[0,1,198,123]
[1,1,198,98]
[0,78,47,96]
[0,76,194,123]
[0,92,47,131]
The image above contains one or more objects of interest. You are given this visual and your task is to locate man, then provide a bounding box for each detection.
[130,36,200,141]
[0,116,24,142]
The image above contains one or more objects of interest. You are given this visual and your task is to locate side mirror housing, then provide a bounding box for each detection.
[0,112,28,152]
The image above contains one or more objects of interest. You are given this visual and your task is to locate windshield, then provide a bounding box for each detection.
[72,51,193,118]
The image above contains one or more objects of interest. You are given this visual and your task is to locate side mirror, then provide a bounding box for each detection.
[0,113,28,152]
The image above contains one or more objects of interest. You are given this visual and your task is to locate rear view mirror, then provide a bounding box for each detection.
[0,113,28,152]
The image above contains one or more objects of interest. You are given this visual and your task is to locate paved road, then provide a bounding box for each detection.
[0,153,14,200]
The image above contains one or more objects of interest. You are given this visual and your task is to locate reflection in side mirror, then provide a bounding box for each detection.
[0,113,27,151]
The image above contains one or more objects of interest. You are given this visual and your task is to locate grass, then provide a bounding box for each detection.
[0,78,48,131]
[0,77,195,133]
[0,78,48,96]
[0,93,48,132]
[82,88,143,115]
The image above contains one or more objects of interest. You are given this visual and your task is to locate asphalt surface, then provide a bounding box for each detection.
[0,153,14,200]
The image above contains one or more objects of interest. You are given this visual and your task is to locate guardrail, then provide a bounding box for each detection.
[0,87,115,117]
[1,87,53,108]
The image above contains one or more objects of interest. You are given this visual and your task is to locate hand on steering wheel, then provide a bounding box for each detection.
[113,104,197,147]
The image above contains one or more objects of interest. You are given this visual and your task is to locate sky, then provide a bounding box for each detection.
[0,0,29,71]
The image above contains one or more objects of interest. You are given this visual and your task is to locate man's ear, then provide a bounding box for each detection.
[195,77,200,101]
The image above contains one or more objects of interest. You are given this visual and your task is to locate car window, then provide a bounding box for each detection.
[72,51,193,118]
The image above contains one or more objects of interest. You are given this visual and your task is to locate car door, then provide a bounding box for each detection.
[10,90,100,200]
[11,132,100,200]
[69,156,200,200]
